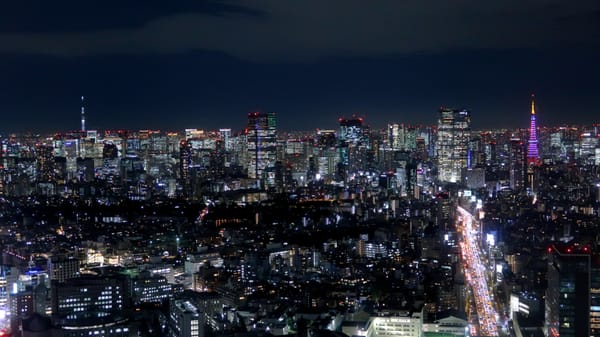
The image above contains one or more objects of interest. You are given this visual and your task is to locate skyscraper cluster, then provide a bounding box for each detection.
[0,96,599,337]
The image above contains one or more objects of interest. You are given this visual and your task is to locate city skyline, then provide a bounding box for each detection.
[0,1,599,132]
[0,95,598,135]
[2,3,600,336]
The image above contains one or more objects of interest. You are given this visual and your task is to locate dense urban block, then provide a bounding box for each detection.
[0,102,599,337]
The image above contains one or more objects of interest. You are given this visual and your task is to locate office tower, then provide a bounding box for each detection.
[47,255,80,283]
[415,136,427,161]
[51,274,132,336]
[0,265,10,321]
[132,270,172,305]
[187,292,223,332]
[317,129,336,148]
[120,155,145,194]
[388,123,405,151]
[509,138,527,191]
[76,157,94,183]
[436,108,471,183]
[179,140,192,195]
[168,300,203,337]
[338,116,370,172]
[9,289,34,333]
[338,116,366,146]
[246,112,277,182]
[103,142,118,159]
[404,126,417,151]
[527,94,539,165]
[219,128,232,151]
[546,244,591,337]
[99,142,119,183]
[580,129,598,164]
[313,130,337,180]
[35,144,55,182]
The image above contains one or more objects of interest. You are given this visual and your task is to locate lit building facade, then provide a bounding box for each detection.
[436,108,471,183]
[246,112,277,183]
[35,144,55,182]
[179,140,192,195]
[545,245,591,337]
[168,300,203,337]
[132,271,172,305]
[509,138,527,191]
[51,275,132,337]
[339,117,366,146]
[388,123,405,151]
[47,255,80,283]
[338,116,370,173]
[366,311,423,337]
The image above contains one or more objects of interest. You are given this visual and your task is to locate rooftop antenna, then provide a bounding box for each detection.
[81,96,86,132]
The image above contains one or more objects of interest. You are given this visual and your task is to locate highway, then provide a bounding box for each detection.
[458,206,499,337]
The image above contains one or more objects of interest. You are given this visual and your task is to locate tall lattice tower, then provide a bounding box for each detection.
[527,94,539,165]
[81,95,86,132]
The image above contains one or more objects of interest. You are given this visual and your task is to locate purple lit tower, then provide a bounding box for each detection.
[527,94,539,165]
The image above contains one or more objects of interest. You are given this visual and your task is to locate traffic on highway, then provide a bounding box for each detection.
[458,206,499,337]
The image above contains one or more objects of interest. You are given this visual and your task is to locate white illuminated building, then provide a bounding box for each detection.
[436,108,471,183]
[422,313,468,336]
[0,268,8,330]
[366,310,423,337]
[0,266,18,332]
[169,300,203,337]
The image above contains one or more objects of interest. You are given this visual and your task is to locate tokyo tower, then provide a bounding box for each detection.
[527,94,539,165]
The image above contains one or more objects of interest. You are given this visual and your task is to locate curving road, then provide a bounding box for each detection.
[458,206,498,337]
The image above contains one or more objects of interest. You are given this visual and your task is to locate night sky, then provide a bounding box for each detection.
[0,1,599,133]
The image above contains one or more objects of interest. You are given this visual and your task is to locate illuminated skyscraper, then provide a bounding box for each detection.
[436,108,471,183]
[36,144,55,182]
[546,244,591,337]
[338,117,365,145]
[246,112,277,182]
[388,123,405,151]
[179,140,192,195]
[218,128,232,151]
[509,138,527,191]
[337,116,371,173]
[527,94,539,165]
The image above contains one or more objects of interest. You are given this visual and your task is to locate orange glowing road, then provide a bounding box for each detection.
[458,206,499,337]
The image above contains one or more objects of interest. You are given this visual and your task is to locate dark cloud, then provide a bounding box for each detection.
[0,0,598,62]
[0,1,263,33]
[0,1,598,133]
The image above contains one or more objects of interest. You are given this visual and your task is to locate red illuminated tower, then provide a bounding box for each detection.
[527,94,539,165]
